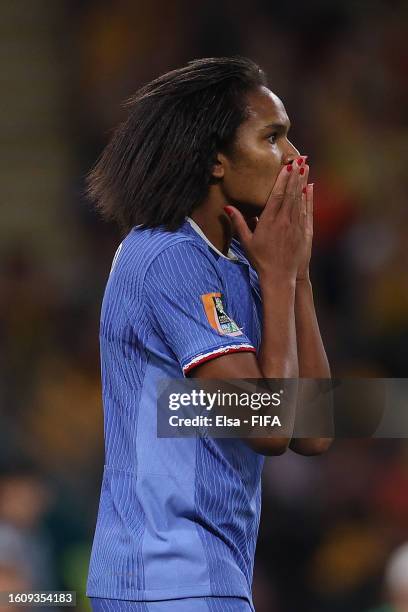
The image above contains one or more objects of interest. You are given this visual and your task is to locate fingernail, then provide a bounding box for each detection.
[224,206,233,217]
[286,164,293,172]
[302,186,307,194]
[299,167,305,175]
[296,158,304,166]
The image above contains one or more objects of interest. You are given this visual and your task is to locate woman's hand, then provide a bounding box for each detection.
[225,159,312,284]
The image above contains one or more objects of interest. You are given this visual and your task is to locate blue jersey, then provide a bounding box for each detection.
[86,218,264,608]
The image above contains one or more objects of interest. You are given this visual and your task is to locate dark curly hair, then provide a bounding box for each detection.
[86,56,267,235]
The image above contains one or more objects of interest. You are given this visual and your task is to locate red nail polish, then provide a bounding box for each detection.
[296,158,303,166]
[224,206,233,217]
[302,186,307,194]
[286,164,293,172]
[299,167,305,175]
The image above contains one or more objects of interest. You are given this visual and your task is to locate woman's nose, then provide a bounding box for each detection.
[283,140,300,164]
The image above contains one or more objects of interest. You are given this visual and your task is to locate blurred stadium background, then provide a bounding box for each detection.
[0,1,407,611]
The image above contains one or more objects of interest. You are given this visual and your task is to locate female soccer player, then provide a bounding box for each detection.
[86,56,332,612]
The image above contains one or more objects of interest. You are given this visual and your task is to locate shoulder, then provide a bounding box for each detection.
[111,225,198,275]
[136,223,223,279]
[110,224,222,291]
[125,225,194,269]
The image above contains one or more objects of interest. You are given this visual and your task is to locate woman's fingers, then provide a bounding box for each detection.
[224,205,253,250]
[299,164,310,224]
[277,160,303,221]
[257,157,309,227]
[301,164,309,192]
[261,162,294,222]
[306,183,314,235]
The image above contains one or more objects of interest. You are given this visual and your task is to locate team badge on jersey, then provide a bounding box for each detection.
[201,292,243,337]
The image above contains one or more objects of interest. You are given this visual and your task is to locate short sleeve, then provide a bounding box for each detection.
[143,242,256,375]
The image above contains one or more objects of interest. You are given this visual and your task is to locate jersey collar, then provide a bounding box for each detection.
[185,217,239,262]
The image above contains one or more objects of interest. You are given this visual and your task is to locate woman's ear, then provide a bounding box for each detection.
[211,152,225,179]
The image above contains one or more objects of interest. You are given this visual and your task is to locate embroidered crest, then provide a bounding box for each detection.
[201,292,243,336]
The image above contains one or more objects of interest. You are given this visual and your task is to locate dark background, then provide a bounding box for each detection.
[1,1,407,611]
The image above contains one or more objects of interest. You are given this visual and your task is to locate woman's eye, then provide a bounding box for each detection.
[268,133,278,144]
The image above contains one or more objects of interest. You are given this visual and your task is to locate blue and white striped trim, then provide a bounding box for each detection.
[183,344,256,375]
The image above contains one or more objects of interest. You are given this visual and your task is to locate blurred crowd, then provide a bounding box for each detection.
[1,0,408,610]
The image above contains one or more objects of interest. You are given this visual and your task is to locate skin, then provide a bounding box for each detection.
[190,85,332,456]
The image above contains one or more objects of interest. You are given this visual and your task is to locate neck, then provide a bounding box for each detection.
[190,199,232,256]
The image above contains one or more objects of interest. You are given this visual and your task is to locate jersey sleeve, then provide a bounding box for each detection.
[143,241,257,375]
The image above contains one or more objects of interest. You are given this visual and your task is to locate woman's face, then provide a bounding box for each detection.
[216,86,301,216]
